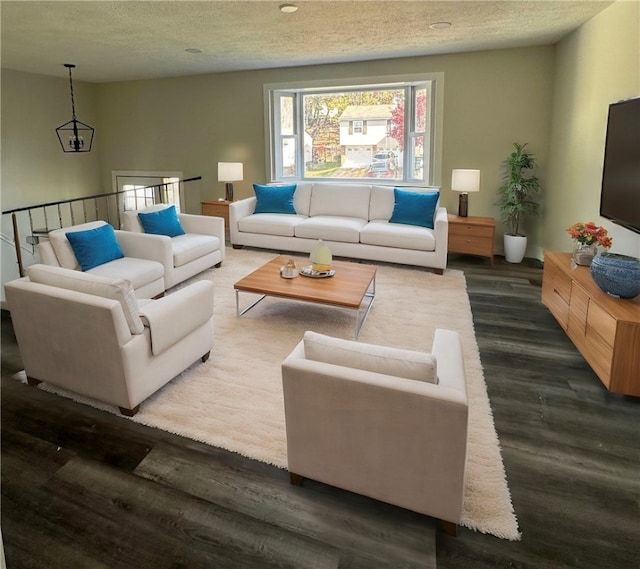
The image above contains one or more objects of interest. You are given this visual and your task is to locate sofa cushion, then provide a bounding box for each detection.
[65,223,125,271]
[295,216,367,243]
[369,185,396,221]
[25,264,144,335]
[293,183,313,216]
[303,331,438,384]
[238,213,306,237]
[390,189,439,229]
[49,221,111,270]
[360,220,436,251]
[171,234,220,267]
[87,257,165,292]
[253,184,297,214]
[138,204,186,237]
[309,183,371,219]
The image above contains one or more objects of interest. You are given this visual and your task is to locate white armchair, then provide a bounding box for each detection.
[4,264,214,416]
[122,205,225,290]
[37,220,166,299]
[281,329,468,533]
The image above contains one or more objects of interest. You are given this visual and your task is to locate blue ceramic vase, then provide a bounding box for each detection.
[590,253,640,299]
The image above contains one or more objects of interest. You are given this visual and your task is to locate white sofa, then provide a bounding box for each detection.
[281,329,468,532]
[38,220,166,299]
[4,264,214,416]
[229,183,448,274]
[122,204,225,290]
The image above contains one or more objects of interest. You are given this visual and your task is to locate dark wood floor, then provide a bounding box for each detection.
[2,253,639,568]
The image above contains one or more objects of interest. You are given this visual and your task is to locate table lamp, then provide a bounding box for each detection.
[451,169,480,217]
[218,162,243,202]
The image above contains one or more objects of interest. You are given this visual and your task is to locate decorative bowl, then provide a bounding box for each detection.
[590,253,640,299]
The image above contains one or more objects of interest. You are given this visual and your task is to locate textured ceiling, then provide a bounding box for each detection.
[1,0,613,83]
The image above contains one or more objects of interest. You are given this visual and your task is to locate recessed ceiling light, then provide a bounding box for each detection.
[280,4,298,13]
[429,22,452,30]
[185,48,202,54]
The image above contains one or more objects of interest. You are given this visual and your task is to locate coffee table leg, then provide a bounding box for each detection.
[235,289,267,317]
[355,274,376,338]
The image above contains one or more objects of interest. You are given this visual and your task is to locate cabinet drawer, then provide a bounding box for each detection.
[546,286,570,329]
[202,204,229,217]
[449,224,494,239]
[587,301,617,349]
[583,336,613,388]
[551,269,572,305]
[449,235,493,256]
[568,282,589,337]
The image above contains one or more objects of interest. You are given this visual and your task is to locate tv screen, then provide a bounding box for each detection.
[599,97,640,234]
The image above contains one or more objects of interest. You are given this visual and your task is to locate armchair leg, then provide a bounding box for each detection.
[289,472,304,486]
[433,268,444,275]
[215,262,222,268]
[26,376,42,387]
[119,405,140,417]
[201,351,211,363]
[440,520,458,537]
[232,244,244,250]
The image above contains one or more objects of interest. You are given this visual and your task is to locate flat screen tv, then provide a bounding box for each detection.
[599,97,640,234]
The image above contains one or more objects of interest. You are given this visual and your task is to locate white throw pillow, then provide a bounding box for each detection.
[303,331,438,384]
[48,220,109,270]
[26,264,144,335]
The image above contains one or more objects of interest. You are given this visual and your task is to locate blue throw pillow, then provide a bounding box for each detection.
[137,205,185,237]
[66,223,125,271]
[389,189,439,229]
[253,184,297,214]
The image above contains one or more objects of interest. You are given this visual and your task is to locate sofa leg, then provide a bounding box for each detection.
[433,268,444,275]
[289,472,304,486]
[232,244,244,250]
[152,292,165,299]
[215,262,222,268]
[440,520,458,537]
[119,405,140,417]
[26,376,42,387]
[201,351,211,363]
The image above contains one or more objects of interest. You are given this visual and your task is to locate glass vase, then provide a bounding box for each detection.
[573,243,597,266]
[310,239,332,272]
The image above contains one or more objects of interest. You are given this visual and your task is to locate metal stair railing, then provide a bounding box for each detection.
[1,176,201,278]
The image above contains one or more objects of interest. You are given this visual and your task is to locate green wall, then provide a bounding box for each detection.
[545,0,640,258]
[0,69,101,211]
[95,46,554,258]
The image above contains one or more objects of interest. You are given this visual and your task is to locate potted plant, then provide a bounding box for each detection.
[496,143,542,263]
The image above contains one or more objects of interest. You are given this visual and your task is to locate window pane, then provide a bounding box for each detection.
[280,96,294,135]
[414,87,427,133]
[281,137,296,177]
[302,89,403,179]
[410,136,424,180]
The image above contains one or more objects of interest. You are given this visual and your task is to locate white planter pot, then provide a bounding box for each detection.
[504,234,527,263]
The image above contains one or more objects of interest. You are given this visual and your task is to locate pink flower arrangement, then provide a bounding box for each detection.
[566,222,613,249]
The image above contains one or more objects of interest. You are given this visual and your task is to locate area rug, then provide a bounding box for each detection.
[35,247,520,541]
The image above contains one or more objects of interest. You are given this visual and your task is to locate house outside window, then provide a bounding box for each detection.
[265,74,444,186]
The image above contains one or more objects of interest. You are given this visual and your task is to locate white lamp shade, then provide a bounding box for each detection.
[451,169,480,192]
[218,162,244,182]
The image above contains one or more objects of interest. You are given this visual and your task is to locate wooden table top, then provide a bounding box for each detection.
[233,255,377,309]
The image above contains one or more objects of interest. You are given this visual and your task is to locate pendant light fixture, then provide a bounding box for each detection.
[55,63,94,153]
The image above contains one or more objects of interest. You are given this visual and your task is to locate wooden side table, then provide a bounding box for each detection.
[448,214,496,265]
[201,200,231,241]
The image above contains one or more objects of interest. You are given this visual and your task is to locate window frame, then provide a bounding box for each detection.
[264,73,444,187]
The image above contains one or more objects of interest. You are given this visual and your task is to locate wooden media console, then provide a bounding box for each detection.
[542,251,640,397]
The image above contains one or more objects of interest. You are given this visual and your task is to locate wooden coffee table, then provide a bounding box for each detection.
[234,255,376,338]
